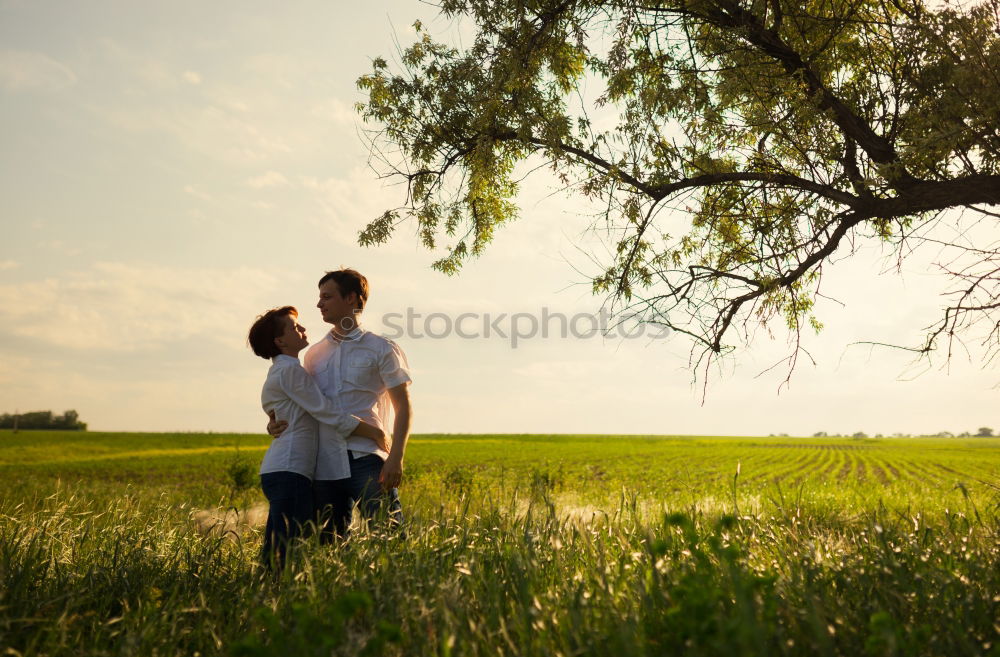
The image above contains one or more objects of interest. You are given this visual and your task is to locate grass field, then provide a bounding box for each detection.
[1,431,998,656]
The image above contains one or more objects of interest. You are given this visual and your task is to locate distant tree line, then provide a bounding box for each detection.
[0,410,87,431]
[810,427,995,438]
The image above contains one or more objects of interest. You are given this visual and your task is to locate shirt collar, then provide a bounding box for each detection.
[325,326,365,344]
[272,354,300,366]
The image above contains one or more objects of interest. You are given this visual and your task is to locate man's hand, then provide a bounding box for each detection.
[266,410,287,438]
[379,454,403,491]
[351,421,388,452]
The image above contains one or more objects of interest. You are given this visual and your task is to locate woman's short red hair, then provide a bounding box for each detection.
[247,306,297,359]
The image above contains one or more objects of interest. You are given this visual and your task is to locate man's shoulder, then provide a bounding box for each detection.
[358,330,406,354]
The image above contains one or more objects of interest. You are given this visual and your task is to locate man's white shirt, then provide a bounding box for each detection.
[259,354,360,479]
[303,327,412,481]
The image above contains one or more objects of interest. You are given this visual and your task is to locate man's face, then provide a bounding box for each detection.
[317,280,358,328]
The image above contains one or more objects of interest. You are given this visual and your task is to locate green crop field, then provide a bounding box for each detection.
[1,431,997,656]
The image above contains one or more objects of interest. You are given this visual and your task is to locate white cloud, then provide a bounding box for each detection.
[513,360,594,379]
[92,59,295,164]
[183,184,213,201]
[295,167,437,248]
[0,49,76,91]
[34,240,83,256]
[246,170,288,188]
[243,52,298,90]
[310,98,358,124]
[95,38,179,91]
[82,40,369,169]
[0,262,281,351]
[0,260,19,271]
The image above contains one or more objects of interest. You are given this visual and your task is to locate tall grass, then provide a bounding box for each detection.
[2,477,997,656]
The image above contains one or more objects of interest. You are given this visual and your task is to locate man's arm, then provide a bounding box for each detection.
[380,382,412,490]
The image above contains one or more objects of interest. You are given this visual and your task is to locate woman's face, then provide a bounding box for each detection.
[275,314,309,355]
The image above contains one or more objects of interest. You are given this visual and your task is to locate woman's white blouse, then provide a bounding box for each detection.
[259,354,360,479]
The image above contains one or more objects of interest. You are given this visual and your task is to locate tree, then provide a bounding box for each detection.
[358,0,1000,376]
[0,410,87,431]
[975,426,994,436]
[60,410,79,429]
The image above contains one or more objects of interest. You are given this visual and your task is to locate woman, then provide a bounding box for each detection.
[247,305,384,567]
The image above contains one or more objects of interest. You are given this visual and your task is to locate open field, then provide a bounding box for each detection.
[1,431,998,656]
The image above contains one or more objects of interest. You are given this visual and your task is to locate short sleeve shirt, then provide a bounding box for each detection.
[303,328,412,480]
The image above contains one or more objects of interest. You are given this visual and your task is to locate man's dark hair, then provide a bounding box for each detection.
[247,306,297,359]
[318,269,369,310]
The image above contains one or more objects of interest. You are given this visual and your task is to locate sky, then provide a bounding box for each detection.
[0,0,996,436]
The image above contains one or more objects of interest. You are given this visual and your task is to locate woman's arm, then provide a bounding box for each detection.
[276,364,386,447]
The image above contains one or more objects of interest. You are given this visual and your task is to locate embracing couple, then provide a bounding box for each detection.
[247,268,412,567]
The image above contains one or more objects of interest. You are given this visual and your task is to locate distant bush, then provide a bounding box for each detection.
[226,457,257,494]
[443,466,475,491]
[0,410,86,431]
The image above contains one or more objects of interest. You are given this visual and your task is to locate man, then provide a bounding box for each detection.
[268,268,412,539]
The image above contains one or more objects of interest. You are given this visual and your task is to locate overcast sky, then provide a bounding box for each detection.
[1,0,996,436]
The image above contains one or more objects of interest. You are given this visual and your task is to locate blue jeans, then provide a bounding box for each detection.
[259,471,314,568]
[313,453,404,541]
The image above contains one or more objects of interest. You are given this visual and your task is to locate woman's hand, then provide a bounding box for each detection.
[266,410,287,438]
[352,421,388,451]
